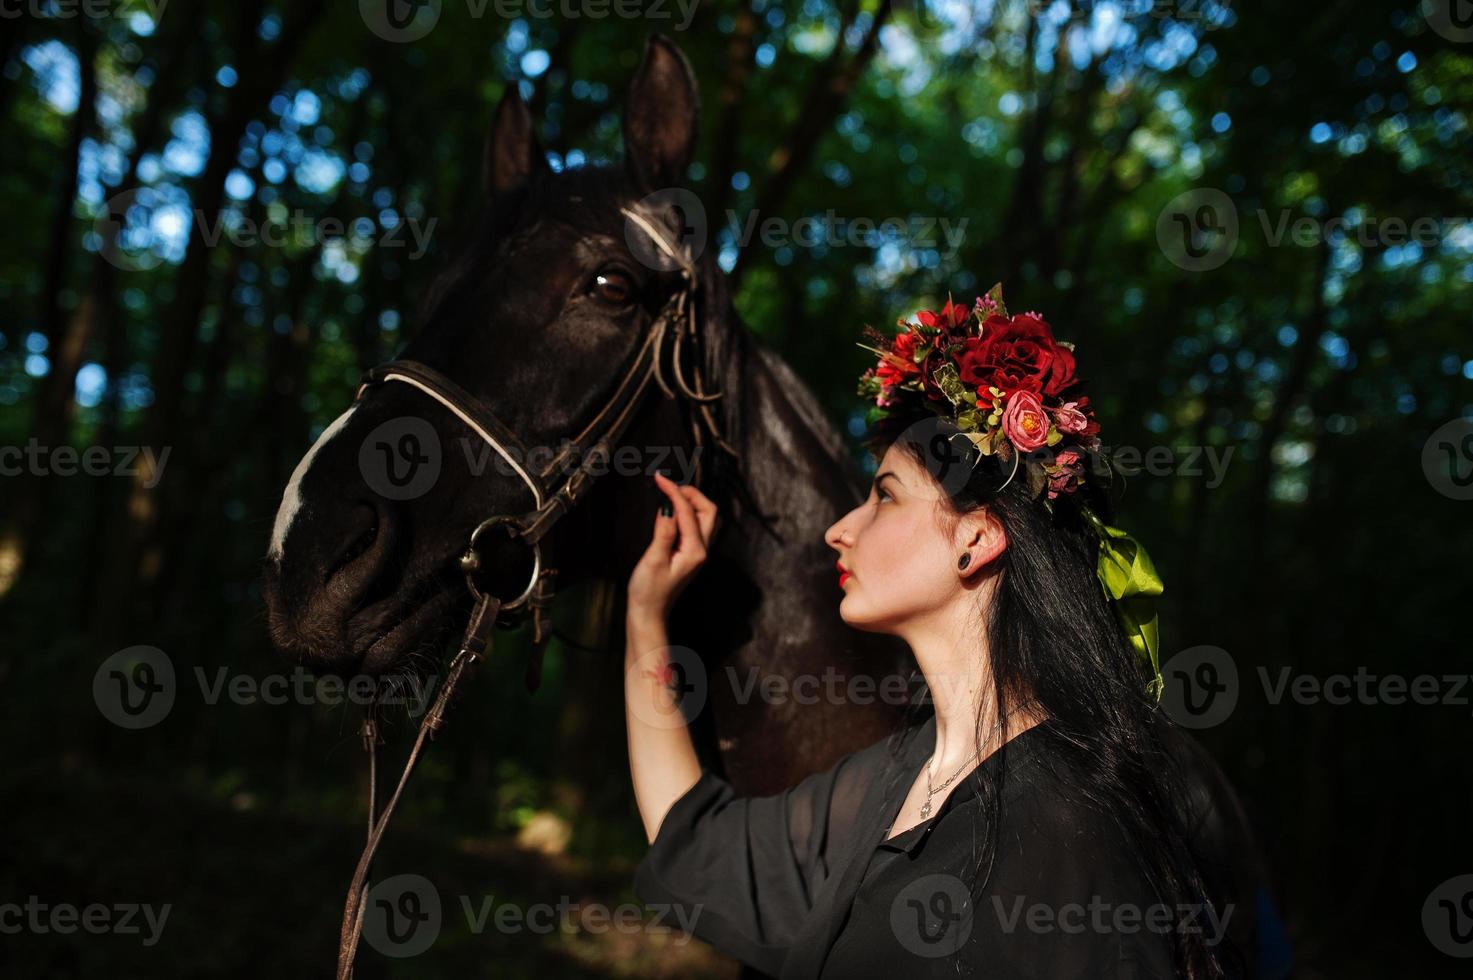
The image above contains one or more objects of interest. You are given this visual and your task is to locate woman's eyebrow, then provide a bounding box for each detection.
[872,471,902,491]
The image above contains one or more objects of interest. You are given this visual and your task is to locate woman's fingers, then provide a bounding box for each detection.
[668,478,720,547]
[653,473,704,558]
[678,484,718,543]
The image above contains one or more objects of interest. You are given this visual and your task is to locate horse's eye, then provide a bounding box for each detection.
[590,268,635,306]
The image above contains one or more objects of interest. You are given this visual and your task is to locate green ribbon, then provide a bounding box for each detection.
[1080,505,1165,700]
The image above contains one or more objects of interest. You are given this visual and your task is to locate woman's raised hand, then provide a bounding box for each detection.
[626,472,720,629]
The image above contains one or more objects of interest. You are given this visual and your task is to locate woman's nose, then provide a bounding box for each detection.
[824,515,850,551]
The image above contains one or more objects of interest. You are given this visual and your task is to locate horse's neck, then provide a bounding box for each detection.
[732,341,865,533]
[695,339,908,792]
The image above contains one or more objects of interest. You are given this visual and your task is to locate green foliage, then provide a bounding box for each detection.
[0,1,1470,974]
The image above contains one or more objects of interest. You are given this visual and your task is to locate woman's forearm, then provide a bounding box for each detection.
[624,614,703,845]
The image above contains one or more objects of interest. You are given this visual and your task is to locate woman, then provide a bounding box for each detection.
[623,288,1254,978]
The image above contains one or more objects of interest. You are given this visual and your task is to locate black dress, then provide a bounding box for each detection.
[634,713,1249,979]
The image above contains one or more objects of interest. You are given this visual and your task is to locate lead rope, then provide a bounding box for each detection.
[336,594,503,980]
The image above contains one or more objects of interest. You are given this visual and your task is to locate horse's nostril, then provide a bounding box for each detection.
[324,502,384,586]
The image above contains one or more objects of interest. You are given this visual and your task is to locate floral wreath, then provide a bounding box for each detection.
[854,283,1166,699]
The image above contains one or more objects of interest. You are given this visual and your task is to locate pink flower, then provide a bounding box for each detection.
[1002,390,1051,452]
[1047,449,1085,499]
[1052,401,1090,434]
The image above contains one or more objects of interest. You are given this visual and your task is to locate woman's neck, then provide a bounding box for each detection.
[900,607,1043,774]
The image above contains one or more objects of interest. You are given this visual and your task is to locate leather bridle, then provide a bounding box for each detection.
[334,205,737,978]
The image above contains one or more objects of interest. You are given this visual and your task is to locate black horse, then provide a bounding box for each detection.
[262,34,908,797]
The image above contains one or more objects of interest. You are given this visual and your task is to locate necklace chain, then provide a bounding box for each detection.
[919,749,981,818]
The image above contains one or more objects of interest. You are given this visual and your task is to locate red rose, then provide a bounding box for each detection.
[957,313,1078,398]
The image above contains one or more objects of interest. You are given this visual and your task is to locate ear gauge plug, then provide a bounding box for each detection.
[958,553,971,569]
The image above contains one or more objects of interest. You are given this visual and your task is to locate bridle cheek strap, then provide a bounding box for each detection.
[335,203,738,980]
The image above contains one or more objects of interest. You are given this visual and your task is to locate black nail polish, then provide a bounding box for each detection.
[659,501,673,517]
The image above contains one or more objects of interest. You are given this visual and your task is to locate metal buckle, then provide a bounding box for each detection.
[458,515,542,612]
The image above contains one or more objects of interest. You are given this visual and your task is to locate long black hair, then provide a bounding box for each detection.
[862,412,1235,978]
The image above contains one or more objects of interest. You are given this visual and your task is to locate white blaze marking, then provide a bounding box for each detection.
[268,405,359,559]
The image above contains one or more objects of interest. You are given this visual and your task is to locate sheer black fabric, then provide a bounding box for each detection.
[634,713,1255,979]
[633,725,905,977]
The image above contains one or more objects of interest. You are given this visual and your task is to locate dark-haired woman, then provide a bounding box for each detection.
[624,291,1261,979]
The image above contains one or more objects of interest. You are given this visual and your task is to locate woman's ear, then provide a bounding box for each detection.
[958,507,1007,579]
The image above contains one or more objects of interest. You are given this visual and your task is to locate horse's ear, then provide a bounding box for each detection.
[484,84,550,200]
[622,33,700,191]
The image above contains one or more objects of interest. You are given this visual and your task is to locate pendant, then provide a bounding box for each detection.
[919,800,932,818]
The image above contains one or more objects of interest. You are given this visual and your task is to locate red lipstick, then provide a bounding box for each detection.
[836,559,852,587]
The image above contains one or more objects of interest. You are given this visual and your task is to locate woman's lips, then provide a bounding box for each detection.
[836,560,852,587]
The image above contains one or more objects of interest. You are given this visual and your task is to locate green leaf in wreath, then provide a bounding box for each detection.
[987,282,1008,317]
[933,362,968,407]
[1024,458,1047,498]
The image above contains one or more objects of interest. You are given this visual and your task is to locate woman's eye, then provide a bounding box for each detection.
[590,268,635,306]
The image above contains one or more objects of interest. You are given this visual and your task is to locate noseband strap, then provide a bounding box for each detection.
[336,204,737,979]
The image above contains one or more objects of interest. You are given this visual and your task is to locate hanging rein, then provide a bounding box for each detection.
[335,206,737,978]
